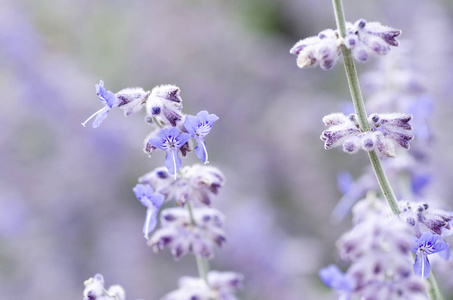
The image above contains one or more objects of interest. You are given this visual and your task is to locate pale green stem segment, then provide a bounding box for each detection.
[332,0,443,298]
[187,202,210,283]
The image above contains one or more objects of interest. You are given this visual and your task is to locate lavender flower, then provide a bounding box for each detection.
[344,19,401,62]
[161,271,243,300]
[82,80,149,128]
[147,128,191,178]
[82,81,120,128]
[83,274,126,300]
[320,112,413,157]
[290,20,401,69]
[146,84,183,127]
[411,232,450,279]
[148,207,226,260]
[139,165,225,206]
[133,183,165,239]
[319,265,353,299]
[184,110,219,163]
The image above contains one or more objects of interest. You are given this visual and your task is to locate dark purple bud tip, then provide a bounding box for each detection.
[343,142,356,153]
[348,114,357,123]
[318,32,327,39]
[357,19,367,29]
[164,214,176,221]
[348,38,356,46]
[321,59,334,70]
[156,170,168,179]
[423,203,429,210]
[357,49,369,61]
[363,138,374,150]
[406,217,416,226]
[370,114,380,124]
[152,106,161,115]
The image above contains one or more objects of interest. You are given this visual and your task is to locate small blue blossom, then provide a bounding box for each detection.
[411,231,450,279]
[147,128,191,178]
[184,110,219,163]
[133,184,165,239]
[319,265,353,299]
[82,80,120,128]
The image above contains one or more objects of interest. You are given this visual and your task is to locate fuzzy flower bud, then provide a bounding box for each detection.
[148,207,227,260]
[83,274,126,300]
[146,84,183,127]
[321,112,413,157]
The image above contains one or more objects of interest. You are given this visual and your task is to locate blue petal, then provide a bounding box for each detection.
[184,115,198,136]
[413,252,430,279]
[148,135,166,150]
[92,107,110,128]
[195,139,208,163]
[319,265,352,292]
[176,132,191,148]
[143,206,159,239]
[165,149,181,175]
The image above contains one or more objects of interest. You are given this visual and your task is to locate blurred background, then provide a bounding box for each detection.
[1,0,453,299]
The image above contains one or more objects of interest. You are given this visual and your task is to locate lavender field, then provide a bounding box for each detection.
[1,0,453,299]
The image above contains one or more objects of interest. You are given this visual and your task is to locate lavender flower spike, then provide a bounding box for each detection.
[133,183,165,239]
[147,128,191,178]
[184,110,219,163]
[411,232,450,279]
[82,80,120,128]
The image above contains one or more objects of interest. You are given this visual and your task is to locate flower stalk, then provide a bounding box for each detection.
[187,202,210,283]
[332,0,443,298]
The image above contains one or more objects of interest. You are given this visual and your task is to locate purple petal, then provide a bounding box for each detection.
[195,139,208,163]
[184,115,198,136]
[319,265,352,292]
[143,206,159,239]
[92,107,110,128]
[413,252,430,279]
[165,149,182,175]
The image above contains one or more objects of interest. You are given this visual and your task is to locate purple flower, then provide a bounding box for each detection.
[344,19,401,62]
[184,111,219,163]
[82,81,149,128]
[320,112,413,157]
[83,274,126,300]
[133,184,165,239]
[147,128,191,178]
[82,80,120,128]
[411,232,450,279]
[319,265,353,298]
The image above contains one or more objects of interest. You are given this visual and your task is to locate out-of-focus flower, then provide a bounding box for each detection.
[133,183,165,239]
[161,271,243,300]
[147,128,191,178]
[184,110,219,163]
[139,165,225,206]
[148,207,226,260]
[146,84,183,127]
[320,112,413,157]
[319,265,353,300]
[82,80,149,128]
[83,274,126,300]
[411,232,450,279]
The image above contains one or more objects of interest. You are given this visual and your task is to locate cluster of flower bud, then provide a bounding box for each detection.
[290,19,401,70]
[321,112,413,157]
[320,201,426,299]
[83,274,126,300]
[83,81,219,178]
[161,271,243,300]
[139,165,225,207]
[148,207,226,260]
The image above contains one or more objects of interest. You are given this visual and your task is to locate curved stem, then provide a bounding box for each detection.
[332,0,443,299]
[187,202,210,283]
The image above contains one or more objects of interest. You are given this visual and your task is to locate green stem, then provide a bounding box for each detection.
[428,273,444,300]
[332,0,398,214]
[332,0,443,299]
[187,202,210,283]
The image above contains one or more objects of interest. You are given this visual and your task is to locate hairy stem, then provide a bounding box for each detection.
[187,202,210,283]
[332,0,443,298]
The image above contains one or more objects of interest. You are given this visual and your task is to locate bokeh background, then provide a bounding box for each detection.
[1,0,453,299]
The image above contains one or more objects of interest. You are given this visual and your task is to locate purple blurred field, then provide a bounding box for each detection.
[1,0,453,299]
